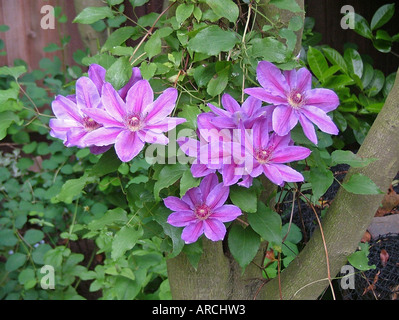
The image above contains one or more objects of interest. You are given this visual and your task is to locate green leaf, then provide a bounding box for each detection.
[102,26,135,52]
[361,62,374,89]
[154,207,184,258]
[269,0,303,13]
[88,208,128,231]
[0,65,27,79]
[176,3,194,24]
[111,225,143,260]
[353,13,373,40]
[342,173,384,195]
[383,72,396,97]
[73,6,114,24]
[281,223,302,244]
[23,230,45,245]
[188,26,239,56]
[55,174,95,204]
[307,46,329,81]
[229,185,257,213]
[344,48,363,79]
[0,111,21,140]
[153,163,188,200]
[370,3,395,31]
[308,167,334,202]
[247,202,282,248]
[0,229,18,247]
[248,37,288,63]
[130,0,149,8]
[18,268,36,289]
[205,0,239,23]
[91,148,121,177]
[228,224,260,270]
[106,56,133,90]
[322,47,348,74]
[207,65,229,97]
[331,150,377,168]
[348,250,375,271]
[6,253,27,272]
[366,69,385,97]
[144,34,161,60]
[180,170,200,197]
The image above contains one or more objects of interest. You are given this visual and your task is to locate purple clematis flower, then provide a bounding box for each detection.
[49,76,105,150]
[244,61,339,144]
[234,118,312,186]
[164,173,242,244]
[207,94,266,130]
[83,79,186,162]
[49,64,143,155]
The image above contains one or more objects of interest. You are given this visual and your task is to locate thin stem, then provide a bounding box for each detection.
[129,1,176,63]
[299,191,336,300]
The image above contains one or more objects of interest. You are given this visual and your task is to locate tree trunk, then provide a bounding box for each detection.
[260,66,399,299]
[73,0,108,55]
[166,0,305,300]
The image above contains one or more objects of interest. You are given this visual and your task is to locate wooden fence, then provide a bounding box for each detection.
[0,0,397,74]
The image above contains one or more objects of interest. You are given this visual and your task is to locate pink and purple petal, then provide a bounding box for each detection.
[146,117,186,133]
[199,173,219,201]
[272,105,299,136]
[76,77,101,110]
[241,96,263,118]
[88,64,106,93]
[81,107,124,128]
[51,95,82,122]
[89,145,112,155]
[205,182,229,209]
[237,175,253,188]
[137,129,169,145]
[144,87,178,124]
[256,61,290,96]
[83,127,123,147]
[270,146,311,163]
[207,103,231,118]
[167,210,197,227]
[298,113,318,145]
[211,205,242,222]
[221,93,241,113]
[181,221,204,244]
[301,105,339,135]
[295,67,312,92]
[272,163,305,183]
[191,164,216,178]
[182,187,202,210]
[125,79,154,115]
[114,130,145,162]
[262,164,284,186]
[305,88,340,113]
[203,218,226,242]
[101,83,127,123]
[164,196,192,212]
[244,87,287,105]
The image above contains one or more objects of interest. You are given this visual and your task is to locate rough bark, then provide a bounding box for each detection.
[260,66,399,300]
[73,0,108,55]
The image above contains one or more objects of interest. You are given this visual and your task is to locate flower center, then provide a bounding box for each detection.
[194,204,212,220]
[126,113,143,132]
[288,90,305,109]
[83,116,101,132]
[255,147,273,164]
